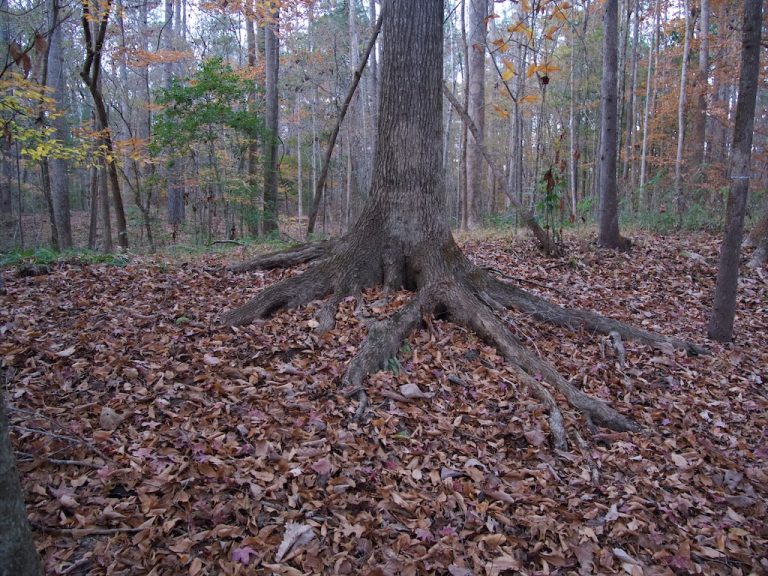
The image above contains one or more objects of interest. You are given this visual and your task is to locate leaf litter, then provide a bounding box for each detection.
[1,232,766,575]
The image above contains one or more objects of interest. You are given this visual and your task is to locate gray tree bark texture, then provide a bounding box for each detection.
[673,0,691,227]
[691,0,709,167]
[224,0,707,450]
[164,0,185,229]
[597,0,626,249]
[707,0,763,342]
[47,0,72,249]
[262,8,280,235]
[0,386,42,576]
[465,0,487,229]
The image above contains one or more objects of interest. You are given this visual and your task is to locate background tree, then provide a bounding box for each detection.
[597,0,626,249]
[465,0,487,229]
[262,5,280,235]
[707,0,763,342]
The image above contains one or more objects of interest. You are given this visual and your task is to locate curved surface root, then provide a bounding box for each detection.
[341,295,425,419]
[222,267,332,326]
[228,241,332,273]
[446,282,640,437]
[483,276,708,355]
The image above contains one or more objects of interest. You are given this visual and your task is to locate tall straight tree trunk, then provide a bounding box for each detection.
[245,7,261,236]
[691,0,709,167]
[466,0,487,228]
[639,0,660,201]
[597,0,626,249]
[99,164,113,253]
[621,0,640,186]
[46,0,72,249]
[674,0,692,228]
[0,386,42,576]
[707,0,763,342]
[263,6,280,235]
[164,0,184,230]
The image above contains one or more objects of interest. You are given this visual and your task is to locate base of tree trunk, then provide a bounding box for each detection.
[223,235,704,449]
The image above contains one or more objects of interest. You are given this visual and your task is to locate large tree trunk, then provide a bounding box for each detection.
[262,7,280,235]
[224,0,704,450]
[597,0,627,249]
[465,0,487,229]
[0,385,42,576]
[707,0,763,342]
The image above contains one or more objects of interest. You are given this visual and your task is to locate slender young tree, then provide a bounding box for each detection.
[691,0,709,167]
[597,0,627,249]
[262,6,280,235]
[707,0,763,342]
[465,0,487,228]
[223,0,704,449]
[673,0,692,227]
[46,0,72,249]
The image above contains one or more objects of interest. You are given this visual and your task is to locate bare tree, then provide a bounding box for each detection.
[673,0,692,227]
[597,0,628,249]
[465,0,487,228]
[262,6,280,235]
[707,0,764,341]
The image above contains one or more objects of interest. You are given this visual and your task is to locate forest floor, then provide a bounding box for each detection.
[1,230,767,576]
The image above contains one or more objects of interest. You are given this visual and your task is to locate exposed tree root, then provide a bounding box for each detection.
[227,241,332,273]
[443,282,640,437]
[222,245,713,447]
[221,267,332,326]
[481,276,708,355]
[341,296,425,420]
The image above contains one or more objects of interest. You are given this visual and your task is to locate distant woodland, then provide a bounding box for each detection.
[1,0,766,252]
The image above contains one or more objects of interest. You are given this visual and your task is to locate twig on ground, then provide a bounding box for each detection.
[12,425,111,461]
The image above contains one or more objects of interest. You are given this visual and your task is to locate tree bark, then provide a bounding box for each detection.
[80,0,129,249]
[465,0,487,228]
[0,385,42,576]
[674,0,692,228]
[262,6,280,235]
[46,0,72,249]
[690,0,709,167]
[707,0,763,342]
[597,0,627,249]
[224,0,704,448]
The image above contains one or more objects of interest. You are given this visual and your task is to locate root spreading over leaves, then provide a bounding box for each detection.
[224,237,703,449]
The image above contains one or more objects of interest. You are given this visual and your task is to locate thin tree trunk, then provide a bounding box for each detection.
[46,0,72,249]
[99,165,113,253]
[263,6,280,234]
[639,0,660,203]
[674,0,691,228]
[691,0,709,167]
[597,0,626,249]
[707,0,763,341]
[621,0,640,187]
[306,7,384,235]
[88,164,98,249]
[466,0,487,228]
